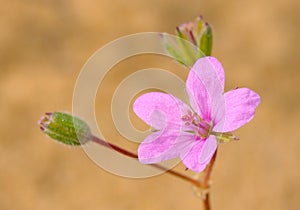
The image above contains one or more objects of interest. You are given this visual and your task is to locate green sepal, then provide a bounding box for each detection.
[199,24,213,56]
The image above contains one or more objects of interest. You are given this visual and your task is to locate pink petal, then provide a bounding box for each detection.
[186,57,225,123]
[181,136,217,172]
[199,135,218,164]
[134,92,191,163]
[138,132,196,163]
[214,88,261,132]
[133,92,187,129]
[186,70,211,121]
[207,57,225,89]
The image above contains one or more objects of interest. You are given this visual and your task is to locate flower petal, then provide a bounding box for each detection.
[133,92,187,129]
[186,70,211,121]
[207,56,225,89]
[214,88,261,132]
[134,92,191,163]
[199,135,217,164]
[186,57,225,122]
[138,132,196,164]
[181,136,217,172]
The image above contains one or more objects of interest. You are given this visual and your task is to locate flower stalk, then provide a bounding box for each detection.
[201,150,217,210]
[39,112,202,188]
[92,135,202,187]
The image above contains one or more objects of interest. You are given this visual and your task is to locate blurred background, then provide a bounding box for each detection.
[1,0,299,209]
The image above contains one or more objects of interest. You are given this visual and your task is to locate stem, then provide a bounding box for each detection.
[203,193,210,210]
[91,135,138,158]
[201,149,218,210]
[91,135,201,187]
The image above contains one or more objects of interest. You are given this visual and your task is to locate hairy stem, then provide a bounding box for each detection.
[91,135,202,187]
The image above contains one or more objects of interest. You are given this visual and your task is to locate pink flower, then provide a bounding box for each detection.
[133,57,260,172]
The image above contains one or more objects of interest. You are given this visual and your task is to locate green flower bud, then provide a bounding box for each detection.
[162,16,214,67]
[38,112,92,146]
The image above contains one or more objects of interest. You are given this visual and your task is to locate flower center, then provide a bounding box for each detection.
[181,110,212,139]
[181,111,240,143]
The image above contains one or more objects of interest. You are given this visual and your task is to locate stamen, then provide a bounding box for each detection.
[182,111,212,139]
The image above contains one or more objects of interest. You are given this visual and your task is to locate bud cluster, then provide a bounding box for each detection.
[162,16,213,67]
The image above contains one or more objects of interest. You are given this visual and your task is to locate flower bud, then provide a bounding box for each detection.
[176,16,204,48]
[38,112,92,146]
[162,16,213,67]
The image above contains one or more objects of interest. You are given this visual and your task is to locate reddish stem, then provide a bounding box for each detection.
[91,135,201,187]
[201,149,218,210]
[91,136,138,158]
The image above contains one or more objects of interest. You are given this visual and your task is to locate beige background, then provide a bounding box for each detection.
[1,0,299,209]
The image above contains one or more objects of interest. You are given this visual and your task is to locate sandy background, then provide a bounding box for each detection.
[1,0,300,209]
